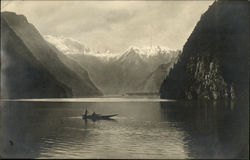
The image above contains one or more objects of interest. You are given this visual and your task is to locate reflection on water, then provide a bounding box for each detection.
[160,99,249,159]
[1,97,172,102]
[0,98,248,159]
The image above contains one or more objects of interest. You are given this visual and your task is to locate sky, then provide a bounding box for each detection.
[1,0,214,53]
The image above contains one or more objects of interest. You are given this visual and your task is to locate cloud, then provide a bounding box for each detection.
[1,0,214,53]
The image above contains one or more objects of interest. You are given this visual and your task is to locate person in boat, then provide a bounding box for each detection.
[92,112,96,116]
[84,108,88,117]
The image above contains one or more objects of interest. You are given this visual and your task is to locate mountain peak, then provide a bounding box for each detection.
[2,11,28,22]
[124,46,141,55]
[1,11,31,28]
[122,45,180,59]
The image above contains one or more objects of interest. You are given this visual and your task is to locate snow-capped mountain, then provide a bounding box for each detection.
[44,35,180,65]
[121,46,179,59]
[117,46,181,72]
[44,35,181,94]
[44,35,89,54]
[118,47,146,66]
[112,46,180,93]
[44,35,119,62]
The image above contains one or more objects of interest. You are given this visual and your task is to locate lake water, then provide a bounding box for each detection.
[0,97,248,159]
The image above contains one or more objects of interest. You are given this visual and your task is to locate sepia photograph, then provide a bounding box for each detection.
[0,0,249,159]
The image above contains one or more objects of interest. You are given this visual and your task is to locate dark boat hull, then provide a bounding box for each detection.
[82,114,118,120]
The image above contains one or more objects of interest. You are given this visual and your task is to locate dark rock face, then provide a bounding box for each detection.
[160,1,249,100]
[1,12,102,98]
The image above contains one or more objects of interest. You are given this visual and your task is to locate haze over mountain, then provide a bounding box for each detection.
[44,35,181,94]
[44,35,119,63]
[141,63,175,93]
[1,12,102,98]
[160,1,249,100]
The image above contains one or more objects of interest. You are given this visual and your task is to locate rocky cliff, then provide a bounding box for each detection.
[160,1,249,100]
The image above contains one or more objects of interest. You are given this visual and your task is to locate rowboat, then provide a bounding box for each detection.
[82,114,118,120]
